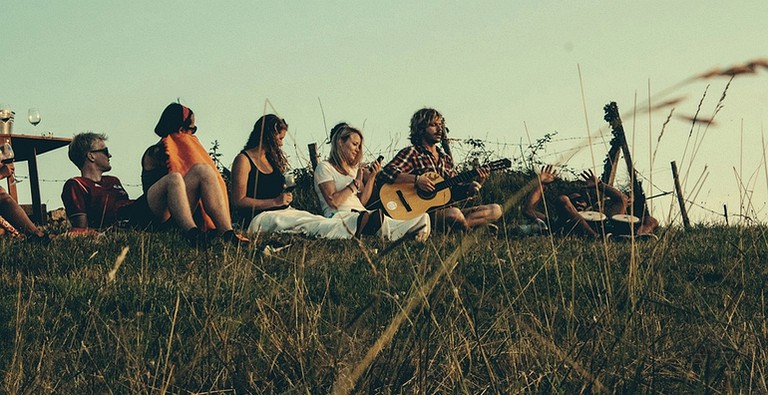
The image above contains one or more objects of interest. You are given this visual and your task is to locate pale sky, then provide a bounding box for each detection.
[2,1,767,225]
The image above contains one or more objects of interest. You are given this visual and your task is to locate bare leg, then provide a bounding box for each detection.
[183,164,233,232]
[0,186,43,237]
[638,214,659,235]
[145,172,196,231]
[432,206,468,232]
[461,203,502,230]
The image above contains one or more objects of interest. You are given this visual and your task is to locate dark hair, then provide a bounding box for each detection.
[409,107,452,157]
[154,103,194,137]
[329,122,348,143]
[245,114,288,173]
[69,132,107,169]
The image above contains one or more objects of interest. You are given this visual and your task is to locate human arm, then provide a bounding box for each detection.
[140,144,170,193]
[358,159,380,205]
[141,143,167,173]
[378,148,415,184]
[0,163,14,183]
[0,163,10,180]
[580,169,628,214]
[380,147,437,192]
[314,162,362,211]
[61,178,92,229]
[230,153,291,212]
[523,165,557,221]
[460,165,490,198]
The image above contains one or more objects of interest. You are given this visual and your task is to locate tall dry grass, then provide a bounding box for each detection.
[2,218,768,393]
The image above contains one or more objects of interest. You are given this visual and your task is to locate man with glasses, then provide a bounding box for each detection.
[62,132,220,246]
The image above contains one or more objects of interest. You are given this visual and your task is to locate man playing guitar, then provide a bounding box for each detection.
[376,108,502,232]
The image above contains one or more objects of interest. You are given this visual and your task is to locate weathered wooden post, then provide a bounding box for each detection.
[308,143,318,171]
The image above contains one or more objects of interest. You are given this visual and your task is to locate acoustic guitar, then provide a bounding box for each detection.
[379,159,511,220]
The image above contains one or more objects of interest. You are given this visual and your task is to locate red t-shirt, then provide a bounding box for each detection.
[61,176,134,229]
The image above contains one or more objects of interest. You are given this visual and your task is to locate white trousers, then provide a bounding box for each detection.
[247,207,358,239]
[331,210,431,241]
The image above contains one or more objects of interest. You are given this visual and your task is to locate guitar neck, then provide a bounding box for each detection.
[435,169,478,191]
[433,159,511,191]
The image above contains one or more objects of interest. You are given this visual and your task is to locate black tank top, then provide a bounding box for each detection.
[237,151,286,221]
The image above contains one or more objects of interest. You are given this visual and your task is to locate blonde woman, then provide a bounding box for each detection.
[231,115,378,238]
[314,123,430,241]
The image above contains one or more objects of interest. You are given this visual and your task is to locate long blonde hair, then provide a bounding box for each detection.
[328,122,363,175]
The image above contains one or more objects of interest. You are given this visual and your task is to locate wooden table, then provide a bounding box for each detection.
[2,133,72,224]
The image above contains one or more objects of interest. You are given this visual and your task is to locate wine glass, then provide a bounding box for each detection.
[0,142,19,185]
[0,104,11,122]
[0,142,13,164]
[28,108,41,127]
[283,172,296,192]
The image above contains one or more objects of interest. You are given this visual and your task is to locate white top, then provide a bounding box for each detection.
[314,160,366,217]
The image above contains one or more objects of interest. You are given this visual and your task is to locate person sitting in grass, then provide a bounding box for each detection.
[376,107,502,232]
[62,132,245,247]
[523,165,659,238]
[230,114,379,238]
[140,103,249,246]
[0,162,49,242]
[314,122,430,241]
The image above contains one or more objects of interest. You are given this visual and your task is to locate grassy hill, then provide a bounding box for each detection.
[2,167,766,393]
[2,220,768,393]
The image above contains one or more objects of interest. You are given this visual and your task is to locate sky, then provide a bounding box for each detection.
[2,0,767,225]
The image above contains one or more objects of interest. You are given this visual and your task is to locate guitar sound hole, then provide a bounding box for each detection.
[417,189,436,200]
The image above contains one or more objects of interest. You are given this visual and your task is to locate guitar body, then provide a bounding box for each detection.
[379,172,451,220]
[377,158,511,221]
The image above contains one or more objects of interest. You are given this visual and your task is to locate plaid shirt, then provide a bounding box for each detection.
[378,144,457,184]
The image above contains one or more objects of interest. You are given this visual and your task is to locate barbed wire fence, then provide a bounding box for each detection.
[22,133,742,223]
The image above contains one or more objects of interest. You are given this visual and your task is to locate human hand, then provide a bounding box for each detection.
[415,174,434,192]
[580,169,599,188]
[0,164,11,180]
[275,192,293,207]
[469,181,482,196]
[539,165,557,184]
[476,165,490,184]
[368,159,381,175]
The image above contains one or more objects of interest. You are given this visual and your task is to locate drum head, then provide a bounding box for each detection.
[611,214,640,224]
[579,211,606,222]
[610,214,641,234]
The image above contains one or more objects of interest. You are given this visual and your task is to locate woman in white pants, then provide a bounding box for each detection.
[314,123,430,241]
[231,115,378,238]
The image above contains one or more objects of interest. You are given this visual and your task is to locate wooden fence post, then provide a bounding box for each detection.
[670,161,691,229]
[308,143,318,171]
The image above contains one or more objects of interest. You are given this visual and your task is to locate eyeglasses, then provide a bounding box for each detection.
[90,147,110,156]
[186,125,198,134]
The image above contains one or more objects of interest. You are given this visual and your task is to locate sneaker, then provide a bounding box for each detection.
[184,227,210,248]
[260,240,292,256]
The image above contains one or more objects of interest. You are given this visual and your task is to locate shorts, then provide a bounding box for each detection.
[117,195,167,230]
